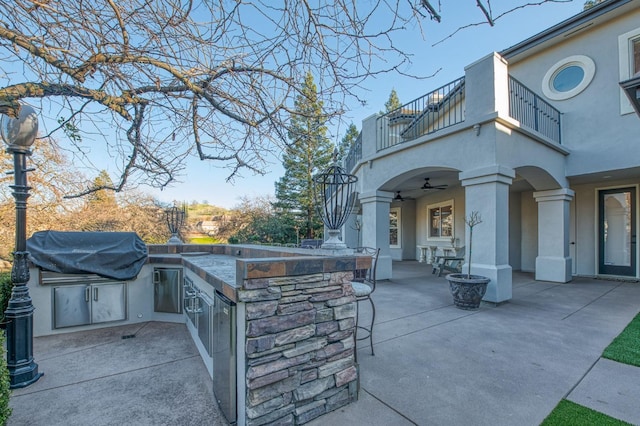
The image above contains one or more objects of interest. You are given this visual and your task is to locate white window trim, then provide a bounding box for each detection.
[390,207,401,248]
[542,55,595,101]
[618,27,640,115]
[427,199,454,242]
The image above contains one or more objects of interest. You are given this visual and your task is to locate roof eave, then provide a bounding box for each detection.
[501,0,634,61]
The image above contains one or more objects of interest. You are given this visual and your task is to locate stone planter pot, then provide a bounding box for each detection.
[445,273,490,310]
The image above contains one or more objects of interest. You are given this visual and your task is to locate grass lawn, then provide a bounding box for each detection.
[602,312,640,367]
[188,236,221,244]
[541,400,632,426]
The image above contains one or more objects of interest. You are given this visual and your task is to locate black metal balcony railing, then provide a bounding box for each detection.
[377,76,466,152]
[509,77,562,144]
[344,131,362,172]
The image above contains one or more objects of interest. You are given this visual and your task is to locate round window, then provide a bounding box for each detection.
[542,55,595,100]
[552,66,585,92]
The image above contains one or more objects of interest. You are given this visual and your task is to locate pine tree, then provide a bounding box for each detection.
[275,72,334,239]
[384,88,402,113]
[87,170,117,208]
[338,123,359,163]
[83,170,119,231]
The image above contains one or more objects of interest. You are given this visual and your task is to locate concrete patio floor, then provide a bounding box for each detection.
[311,261,640,426]
[7,261,640,425]
[8,321,228,426]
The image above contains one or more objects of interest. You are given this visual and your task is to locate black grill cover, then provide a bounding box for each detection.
[27,231,148,280]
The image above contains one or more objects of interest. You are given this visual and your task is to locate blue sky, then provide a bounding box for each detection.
[145,0,587,208]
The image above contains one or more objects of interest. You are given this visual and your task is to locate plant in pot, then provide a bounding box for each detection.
[445,211,490,310]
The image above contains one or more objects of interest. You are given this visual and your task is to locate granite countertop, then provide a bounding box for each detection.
[181,253,237,286]
[148,246,363,303]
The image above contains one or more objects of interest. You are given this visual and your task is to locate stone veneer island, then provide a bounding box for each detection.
[147,244,368,425]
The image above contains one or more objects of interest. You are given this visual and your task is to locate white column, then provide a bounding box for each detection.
[460,166,515,303]
[534,188,574,283]
[359,191,394,279]
[464,52,510,123]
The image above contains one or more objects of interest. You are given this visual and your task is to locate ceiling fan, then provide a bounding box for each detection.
[394,191,405,202]
[422,177,447,190]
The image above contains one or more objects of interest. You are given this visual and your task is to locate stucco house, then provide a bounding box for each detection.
[343,0,640,304]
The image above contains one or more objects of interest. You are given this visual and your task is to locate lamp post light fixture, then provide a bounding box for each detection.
[0,104,43,388]
[166,205,186,244]
[313,149,358,250]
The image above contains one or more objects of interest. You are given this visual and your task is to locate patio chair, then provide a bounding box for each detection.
[351,247,380,356]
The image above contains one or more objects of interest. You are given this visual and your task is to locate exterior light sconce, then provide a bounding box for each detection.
[473,123,481,136]
[314,149,358,250]
[620,75,640,118]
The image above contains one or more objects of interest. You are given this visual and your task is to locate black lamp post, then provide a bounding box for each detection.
[166,205,186,244]
[1,104,43,388]
[313,149,358,249]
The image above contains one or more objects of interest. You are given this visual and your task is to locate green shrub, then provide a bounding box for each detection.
[0,331,11,425]
[0,273,11,325]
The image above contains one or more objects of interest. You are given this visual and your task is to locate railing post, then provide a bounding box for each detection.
[534,92,539,132]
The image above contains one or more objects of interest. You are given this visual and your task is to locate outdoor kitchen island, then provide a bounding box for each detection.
[153,245,365,425]
[28,242,365,426]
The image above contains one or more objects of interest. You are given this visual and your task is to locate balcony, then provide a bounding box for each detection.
[343,65,564,172]
[508,76,562,144]
[376,76,466,152]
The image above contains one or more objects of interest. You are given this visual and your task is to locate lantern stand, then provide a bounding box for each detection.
[313,149,358,250]
[165,205,186,244]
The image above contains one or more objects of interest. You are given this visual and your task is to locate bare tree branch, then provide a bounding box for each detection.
[0,0,571,197]
[432,0,573,47]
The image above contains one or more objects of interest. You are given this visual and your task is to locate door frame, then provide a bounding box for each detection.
[597,186,637,277]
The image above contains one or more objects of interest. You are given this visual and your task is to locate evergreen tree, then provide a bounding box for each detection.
[87,170,117,208]
[83,170,119,231]
[275,72,333,239]
[338,123,359,164]
[384,88,402,113]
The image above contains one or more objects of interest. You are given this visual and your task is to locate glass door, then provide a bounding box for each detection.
[599,187,636,276]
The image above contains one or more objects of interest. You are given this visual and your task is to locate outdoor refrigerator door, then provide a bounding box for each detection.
[213,291,237,424]
[154,268,182,314]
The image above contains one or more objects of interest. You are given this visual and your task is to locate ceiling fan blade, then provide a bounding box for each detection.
[422,178,447,190]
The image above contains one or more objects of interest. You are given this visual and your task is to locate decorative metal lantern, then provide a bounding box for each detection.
[313,150,358,249]
[166,205,186,244]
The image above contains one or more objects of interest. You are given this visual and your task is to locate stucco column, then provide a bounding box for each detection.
[359,191,394,280]
[534,188,574,283]
[460,166,515,303]
[464,52,510,123]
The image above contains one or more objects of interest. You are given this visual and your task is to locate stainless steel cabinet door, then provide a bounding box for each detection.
[53,285,91,328]
[91,283,126,324]
[197,292,213,356]
[213,291,237,424]
[154,268,182,314]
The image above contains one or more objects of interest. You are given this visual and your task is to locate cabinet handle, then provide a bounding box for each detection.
[185,306,203,314]
[85,287,90,302]
[94,287,98,301]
